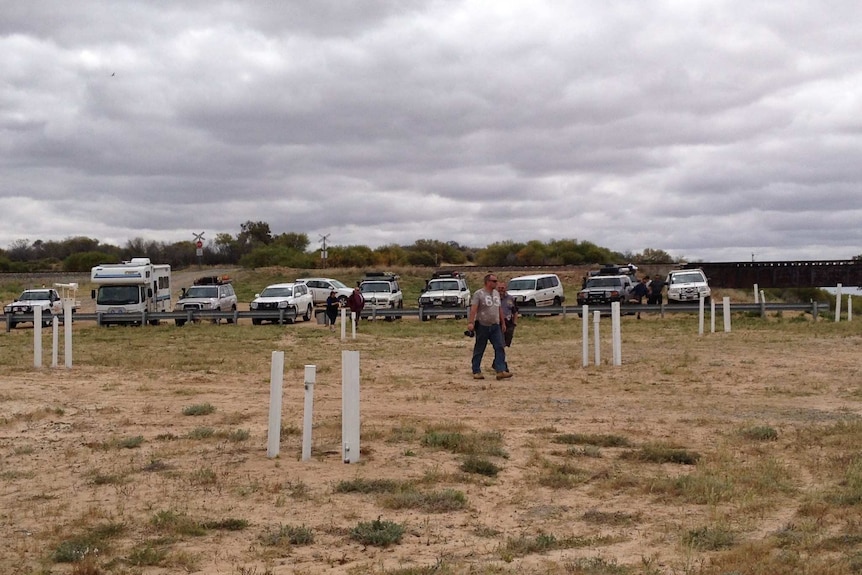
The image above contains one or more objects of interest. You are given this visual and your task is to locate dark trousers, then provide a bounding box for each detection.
[472,323,507,374]
[503,318,516,347]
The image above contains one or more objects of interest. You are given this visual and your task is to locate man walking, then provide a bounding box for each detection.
[347,285,365,329]
[497,281,518,347]
[467,273,512,380]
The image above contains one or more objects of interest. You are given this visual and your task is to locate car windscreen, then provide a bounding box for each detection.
[428,280,459,291]
[669,273,705,285]
[361,282,390,293]
[185,286,218,298]
[330,279,348,289]
[97,285,140,305]
[260,287,293,297]
[586,278,623,288]
[20,291,51,301]
[507,279,536,291]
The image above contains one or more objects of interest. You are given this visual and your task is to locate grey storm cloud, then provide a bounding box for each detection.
[1,0,862,260]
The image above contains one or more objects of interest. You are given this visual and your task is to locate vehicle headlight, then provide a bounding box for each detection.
[250,302,258,309]
[3,305,11,313]
[444,296,457,303]
[278,300,289,309]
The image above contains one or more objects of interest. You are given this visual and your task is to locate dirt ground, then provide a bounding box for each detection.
[1,310,861,574]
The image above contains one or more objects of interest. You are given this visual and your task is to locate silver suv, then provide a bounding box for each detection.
[295,277,353,306]
[419,271,471,320]
[666,269,711,304]
[174,277,238,326]
[360,272,403,321]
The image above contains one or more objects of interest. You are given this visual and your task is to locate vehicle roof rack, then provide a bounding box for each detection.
[194,275,231,286]
[431,270,462,279]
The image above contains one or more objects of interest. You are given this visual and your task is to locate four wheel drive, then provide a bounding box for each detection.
[174,278,238,326]
[250,282,315,325]
[576,275,633,308]
[666,269,711,304]
[359,272,403,321]
[418,272,471,320]
[295,277,353,306]
[4,288,78,329]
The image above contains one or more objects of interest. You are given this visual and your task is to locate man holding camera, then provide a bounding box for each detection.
[467,273,512,381]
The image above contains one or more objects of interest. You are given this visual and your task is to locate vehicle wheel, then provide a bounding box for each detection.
[385,303,395,322]
[176,319,186,327]
[9,321,16,329]
[303,305,312,322]
[338,295,348,306]
[252,318,262,326]
[227,305,236,324]
[396,301,403,320]
[421,308,429,321]
[149,319,160,326]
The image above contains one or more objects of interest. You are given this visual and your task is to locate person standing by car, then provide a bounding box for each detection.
[497,281,518,347]
[630,276,649,319]
[347,284,365,329]
[467,273,512,381]
[648,275,666,305]
[325,290,340,331]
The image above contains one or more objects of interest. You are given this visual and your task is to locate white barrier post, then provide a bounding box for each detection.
[342,350,360,463]
[753,284,759,304]
[835,283,843,322]
[581,305,589,367]
[340,308,347,340]
[266,351,284,459]
[64,299,73,368]
[848,296,853,322]
[698,295,705,336]
[723,296,731,332]
[593,311,601,366]
[710,298,716,333]
[34,306,43,368]
[351,312,357,339]
[52,316,59,367]
[301,364,316,462]
[611,302,621,366]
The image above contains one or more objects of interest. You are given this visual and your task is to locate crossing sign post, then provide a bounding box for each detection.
[193,232,205,265]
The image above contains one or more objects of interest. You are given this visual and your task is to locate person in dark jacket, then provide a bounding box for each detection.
[648,276,666,305]
[497,281,518,347]
[630,276,649,319]
[325,290,340,331]
[347,285,365,329]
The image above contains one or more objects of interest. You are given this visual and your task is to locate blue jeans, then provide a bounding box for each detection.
[472,323,508,374]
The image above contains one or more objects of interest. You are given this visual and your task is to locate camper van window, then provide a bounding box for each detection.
[97,285,140,305]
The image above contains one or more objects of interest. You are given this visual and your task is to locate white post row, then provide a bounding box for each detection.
[835,283,843,322]
[351,312,357,339]
[723,296,731,332]
[301,364,316,462]
[698,295,705,336]
[33,305,43,368]
[710,297,716,333]
[611,301,621,366]
[266,351,285,459]
[64,299,73,368]
[753,284,759,304]
[52,316,59,367]
[581,305,589,367]
[340,308,347,340]
[848,295,853,322]
[342,350,361,463]
[593,310,601,366]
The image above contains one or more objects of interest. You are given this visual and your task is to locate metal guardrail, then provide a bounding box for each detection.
[4,300,830,331]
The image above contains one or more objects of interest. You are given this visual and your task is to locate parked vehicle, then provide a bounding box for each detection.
[666,269,711,304]
[90,258,171,325]
[506,274,565,307]
[4,288,79,329]
[174,276,237,326]
[418,271,471,320]
[360,272,403,321]
[295,277,353,306]
[577,275,633,309]
[250,282,314,324]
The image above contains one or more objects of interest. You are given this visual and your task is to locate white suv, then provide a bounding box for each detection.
[666,269,711,304]
[174,278,237,326]
[360,273,403,320]
[506,274,565,308]
[418,272,471,320]
[295,277,353,306]
[250,282,314,324]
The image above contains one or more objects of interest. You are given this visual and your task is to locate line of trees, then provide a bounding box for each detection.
[0,221,676,272]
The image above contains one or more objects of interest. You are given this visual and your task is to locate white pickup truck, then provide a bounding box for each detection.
[4,288,79,329]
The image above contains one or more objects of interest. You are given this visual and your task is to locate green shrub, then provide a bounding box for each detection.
[350,518,404,547]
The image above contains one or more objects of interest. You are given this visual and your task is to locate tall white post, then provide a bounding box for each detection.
[710,298,716,333]
[753,284,759,304]
[340,308,347,340]
[698,295,705,336]
[33,306,43,368]
[266,351,284,459]
[351,312,357,339]
[581,305,589,367]
[63,300,73,368]
[848,295,853,322]
[723,297,731,332]
[342,350,361,464]
[52,316,59,367]
[835,283,843,322]
[611,302,621,366]
[301,364,316,462]
[593,311,601,366]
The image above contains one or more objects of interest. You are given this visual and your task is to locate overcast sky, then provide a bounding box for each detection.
[2,1,861,262]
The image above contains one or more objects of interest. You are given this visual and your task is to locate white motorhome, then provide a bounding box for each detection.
[91,258,171,325]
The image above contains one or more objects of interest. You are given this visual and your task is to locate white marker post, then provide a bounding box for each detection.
[266,351,284,459]
[33,306,43,368]
[710,297,716,333]
[581,305,589,367]
[593,310,601,366]
[351,312,357,339]
[340,308,347,340]
[63,299,73,368]
[835,283,843,322]
[342,350,360,464]
[848,296,853,322]
[723,296,731,332]
[301,364,316,462]
[753,284,759,304]
[698,295,705,336]
[51,316,59,367]
[611,301,621,366]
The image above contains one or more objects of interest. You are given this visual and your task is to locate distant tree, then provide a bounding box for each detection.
[272,232,310,252]
[327,245,376,268]
[476,241,525,267]
[7,239,33,260]
[516,240,549,265]
[239,245,313,269]
[237,221,273,249]
[64,251,115,272]
[633,248,674,264]
[374,244,409,266]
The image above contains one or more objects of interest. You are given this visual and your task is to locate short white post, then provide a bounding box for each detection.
[835,283,843,322]
[710,298,716,333]
[611,301,621,366]
[698,295,705,336]
[342,350,360,463]
[340,308,347,340]
[266,351,284,459]
[51,316,59,367]
[723,297,731,332]
[351,312,357,339]
[301,364,316,462]
[848,295,853,322]
[581,305,589,367]
[34,306,43,368]
[593,311,601,366]
[63,299,73,368]
[753,284,759,304]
